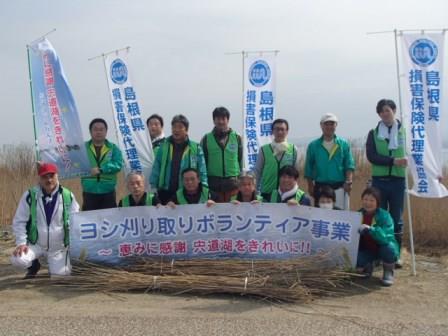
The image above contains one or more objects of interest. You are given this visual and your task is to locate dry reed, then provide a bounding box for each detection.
[33,253,355,302]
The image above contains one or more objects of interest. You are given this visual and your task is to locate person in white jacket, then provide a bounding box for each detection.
[10,162,79,278]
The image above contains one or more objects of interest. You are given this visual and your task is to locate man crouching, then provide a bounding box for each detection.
[10,163,79,278]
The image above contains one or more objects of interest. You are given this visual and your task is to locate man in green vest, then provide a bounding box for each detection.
[81,118,123,211]
[118,172,160,207]
[304,113,355,210]
[268,165,311,206]
[200,107,243,202]
[230,172,263,204]
[254,119,301,201]
[150,115,208,205]
[366,99,407,267]
[167,168,217,207]
[10,162,79,278]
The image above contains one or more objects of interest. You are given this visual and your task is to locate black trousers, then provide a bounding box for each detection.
[82,191,117,211]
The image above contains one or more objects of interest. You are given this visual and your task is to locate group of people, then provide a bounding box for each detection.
[11,99,407,287]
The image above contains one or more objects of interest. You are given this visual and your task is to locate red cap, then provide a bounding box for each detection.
[38,163,58,176]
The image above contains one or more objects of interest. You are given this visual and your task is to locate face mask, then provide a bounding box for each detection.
[319,203,333,210]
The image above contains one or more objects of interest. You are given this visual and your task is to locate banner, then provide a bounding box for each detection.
[400,33,448,198]
[243,54,276,170]
[104,50,153,182]
[70,204,362,268]
[28,38,90,178]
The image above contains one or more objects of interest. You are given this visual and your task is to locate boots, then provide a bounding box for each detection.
[23,259,41,279]
[381,262,395,286]
[395,231,403,269]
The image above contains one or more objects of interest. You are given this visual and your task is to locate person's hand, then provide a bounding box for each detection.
[250,200,261,204]
[91,167,101,176]
[166,201,176,209]
[231,200,240,205]
[393,158,408,167]
[287,199,299,206]
[13,244,28,257]
[206,200,216,208]
[358,224,370,235]
[155,203,162,208]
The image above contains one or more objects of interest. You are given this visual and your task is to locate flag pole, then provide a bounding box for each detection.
[241,51,246,170]
[26,45,40,161]
[393,29,417,276]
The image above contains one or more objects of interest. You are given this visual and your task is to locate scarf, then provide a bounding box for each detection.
[377,121,399,150]
[278,184,298,202]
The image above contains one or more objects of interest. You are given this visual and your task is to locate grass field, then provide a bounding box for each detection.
[1,144,447,251]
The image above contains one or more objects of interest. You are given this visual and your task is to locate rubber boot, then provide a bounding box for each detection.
[381,262,395,286]
[395,231,403,269]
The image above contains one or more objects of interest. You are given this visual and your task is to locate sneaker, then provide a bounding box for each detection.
[23,259,41,279]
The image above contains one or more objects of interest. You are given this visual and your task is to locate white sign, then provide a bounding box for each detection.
[71,203,361,268]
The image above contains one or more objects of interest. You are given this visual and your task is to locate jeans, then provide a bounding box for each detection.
[356,243,397,268]
[371,177,405,249]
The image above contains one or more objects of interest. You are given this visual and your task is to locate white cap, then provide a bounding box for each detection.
[320,113,338,123]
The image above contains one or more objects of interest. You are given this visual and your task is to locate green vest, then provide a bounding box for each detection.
[158,140,199,189]
[270,189,305,203]
[371,126,406,177]
[82,141,119,192]
[26,187,72,247]
[260,143,297,194]
[205,131,240,177]
[230,193,263,202]
[176,186,210,205]
[121,193,154,207]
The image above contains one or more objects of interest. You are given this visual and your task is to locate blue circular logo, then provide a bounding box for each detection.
[249,60,271,87]
[110,58,128,84]
[409,39,438,67]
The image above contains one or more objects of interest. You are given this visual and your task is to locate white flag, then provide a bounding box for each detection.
[104,50,153,183]
[243,54,276,170]
[400,33,448,198]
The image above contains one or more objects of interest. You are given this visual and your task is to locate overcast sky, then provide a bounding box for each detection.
[1,0,447,146]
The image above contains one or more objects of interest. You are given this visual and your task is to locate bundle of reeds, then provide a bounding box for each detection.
[43,252,354,302]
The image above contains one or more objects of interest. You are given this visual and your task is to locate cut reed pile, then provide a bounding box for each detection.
[34,252,355,302]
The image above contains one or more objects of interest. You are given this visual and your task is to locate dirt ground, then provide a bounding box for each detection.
[0,237,447,336]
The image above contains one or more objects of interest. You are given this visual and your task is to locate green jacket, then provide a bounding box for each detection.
[27,186,72,247]
[371,126,406,177]
[360,207,400,257]
[304,135,355,183]
[81,140,123,194]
